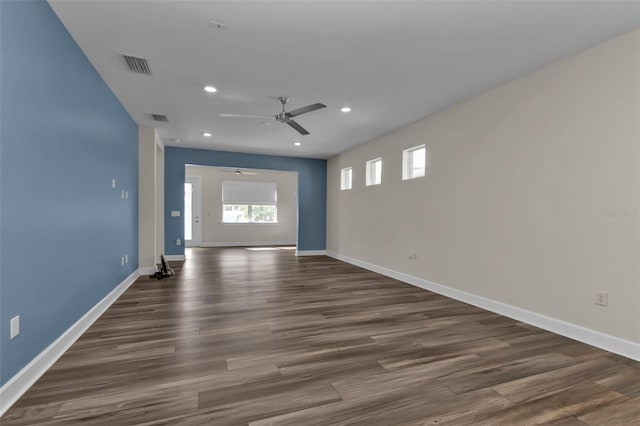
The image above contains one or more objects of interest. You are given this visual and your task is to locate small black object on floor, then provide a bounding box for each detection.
[150,254,174,280]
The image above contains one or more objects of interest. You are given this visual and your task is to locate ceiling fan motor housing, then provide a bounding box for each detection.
[276,112,289,122]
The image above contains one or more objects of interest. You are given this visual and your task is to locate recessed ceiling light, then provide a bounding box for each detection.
[204,86,217,93]
[341,107,351,113]
[294,142,301,146]
[202,132,212,137]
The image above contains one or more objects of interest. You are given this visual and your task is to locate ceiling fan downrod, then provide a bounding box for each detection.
[276,97,290,122]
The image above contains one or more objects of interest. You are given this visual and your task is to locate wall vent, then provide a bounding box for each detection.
[122,54,151,75]
[151,114,169,122]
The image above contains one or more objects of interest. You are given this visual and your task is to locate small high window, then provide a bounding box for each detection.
[365,158,382,186]
[402,145,426,180]
[340,167,352,190]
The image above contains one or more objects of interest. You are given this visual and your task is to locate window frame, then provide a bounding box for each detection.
[402,145,426,181]
[340,167,353,191]
[222,203,278,224]
[365,157,382,186]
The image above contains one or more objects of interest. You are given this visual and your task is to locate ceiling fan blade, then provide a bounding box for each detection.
[220,168,260,175]
[287,120,310,135]
[220,113,274,118]
[287,103,326,118]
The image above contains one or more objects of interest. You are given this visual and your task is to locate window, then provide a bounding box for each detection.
[340,167,352,190]
[402,145,426,180]
[365,158,382,186]
[222,181,277,223]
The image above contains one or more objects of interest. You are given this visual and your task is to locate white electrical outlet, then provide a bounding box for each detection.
[595,291,608,307]
[112,179,116,189]
[176,239,181,246]
[125,254,128,264]
[121,190,125,199]
[121,256,125,266]
[10,316,20,339]
[125,191,129,199]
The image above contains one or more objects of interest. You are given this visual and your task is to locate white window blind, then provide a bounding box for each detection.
[222,181,277,204]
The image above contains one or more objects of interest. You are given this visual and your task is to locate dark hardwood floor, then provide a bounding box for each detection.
[3,247,639,425]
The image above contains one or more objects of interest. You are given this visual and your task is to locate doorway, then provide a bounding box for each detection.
[184,175,202,247]
[184,165,298,248]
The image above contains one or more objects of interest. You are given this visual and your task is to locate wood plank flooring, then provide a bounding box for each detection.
[3,247,639,425]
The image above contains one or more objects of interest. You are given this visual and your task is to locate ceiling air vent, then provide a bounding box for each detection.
[122,54,151,75]
[151,114,169,122]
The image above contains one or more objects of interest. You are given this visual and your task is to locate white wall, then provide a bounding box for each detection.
[328,30,640,351]
[138,127,164,270]
[186,166,297,246]
[155,140,165,258]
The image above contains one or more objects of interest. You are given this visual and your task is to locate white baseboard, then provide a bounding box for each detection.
[0,269,141,417]
[164,255,185,261]
[200,241,296,248]
[296,250,327,256]
[327,251,640,362]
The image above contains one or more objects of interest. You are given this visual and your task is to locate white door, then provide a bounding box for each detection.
[184,176,202,247]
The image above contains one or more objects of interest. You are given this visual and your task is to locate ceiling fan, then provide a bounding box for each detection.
[221,168,259,175]
[220,97,326,135]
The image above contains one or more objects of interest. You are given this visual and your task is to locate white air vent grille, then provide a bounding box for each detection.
[151,114,169,122]
[122,54,151,75]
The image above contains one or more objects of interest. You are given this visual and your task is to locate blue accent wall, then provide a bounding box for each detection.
[0,1,138,386]
[165,147,326,254]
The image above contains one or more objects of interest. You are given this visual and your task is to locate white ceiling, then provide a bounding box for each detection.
[48,1,639,159]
